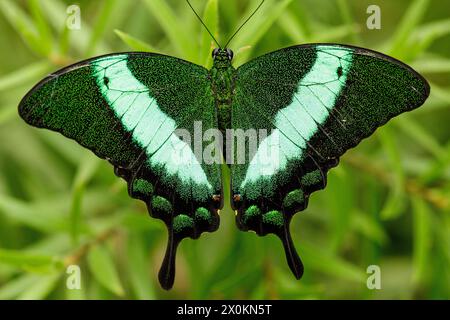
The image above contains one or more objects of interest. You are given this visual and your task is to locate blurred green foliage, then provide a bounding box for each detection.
[0,0,449,299]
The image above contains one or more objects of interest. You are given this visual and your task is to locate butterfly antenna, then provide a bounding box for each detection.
[186,0,221,48]
[224,0,265,48]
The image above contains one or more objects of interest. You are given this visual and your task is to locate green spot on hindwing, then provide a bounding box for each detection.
[151,196,172,215]
[243,205,261,224]
[301,170,323,187]
[262,210,284,227]
[173,214,194,233]
[283,189,304,210]
[132,178,153,196]
[194,207,211,223]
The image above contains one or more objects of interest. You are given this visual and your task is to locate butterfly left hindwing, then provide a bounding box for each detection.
[19,53,222,290]
[230,44,430,278]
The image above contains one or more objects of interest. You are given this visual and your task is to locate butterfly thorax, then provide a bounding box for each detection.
[210,49,236,134]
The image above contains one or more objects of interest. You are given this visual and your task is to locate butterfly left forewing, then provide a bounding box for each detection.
[230,44,429,279]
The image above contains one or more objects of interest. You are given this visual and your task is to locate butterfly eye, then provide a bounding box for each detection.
[212,48,220,58]
[226,48,234,60]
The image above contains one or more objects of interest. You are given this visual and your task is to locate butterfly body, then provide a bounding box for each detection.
[19,44,429,290]
[210,48,236,134]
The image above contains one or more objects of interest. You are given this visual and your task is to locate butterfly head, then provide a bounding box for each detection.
[212,48,233,60]
[212,48,234,67]
[188,0,264,66]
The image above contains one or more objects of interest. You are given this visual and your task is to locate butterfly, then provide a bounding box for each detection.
[19,1,429,290]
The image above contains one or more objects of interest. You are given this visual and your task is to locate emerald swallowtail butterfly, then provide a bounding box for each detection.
[19,3,429,290]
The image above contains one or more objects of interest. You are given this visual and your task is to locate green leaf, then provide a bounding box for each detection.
[37,130,84,166]
[58,19,71,56]
[0,274,41,299]
[412,55,450,73]
[352,209,389,245]
[70,155,100,244]
[26,234,71,255]
[114,29,157,52]
[0,248,63,273]
[28,0,54,54]
[411,198,431,284]
[0,61,49,91]
[86,0,118,55]
[127,234,156,299]
[0,194,69,233]
[427,82,450,105]
[312,24,359,42]
[232,0,294,65]
[17,273,61,300]
[395,117,445,159]
[39,0,110,54]
[326,165,354,251]
[336,0,360,43]
[378,127,407,219]
[121,211,164,232]
[388,0,430,58]
[0,0,49,56]
[380,180,405,220]
[433,214,450,275]
[87,244,124,296]
[65,285,87,300]
[143,0,195,58]
[277,11,308,43]
[420,142,450,184]
[200,0,219,67]
[0,106,18,124]
[407,19,450,60]
[300,242,366,283]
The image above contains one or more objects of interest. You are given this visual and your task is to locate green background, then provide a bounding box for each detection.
[0,0,449,299]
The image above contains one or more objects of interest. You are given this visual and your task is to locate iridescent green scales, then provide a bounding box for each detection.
[19,43,429,290]
[132,178,153,196]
